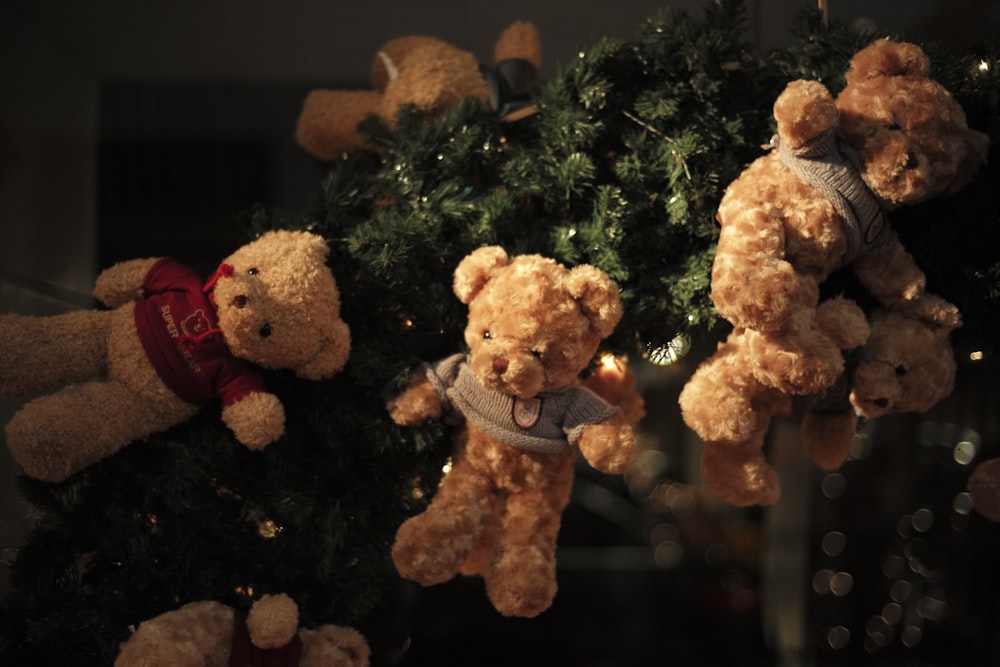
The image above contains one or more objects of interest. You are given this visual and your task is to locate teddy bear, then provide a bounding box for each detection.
[708,39,987,400]
[968,458,1000,522]
[0,229,351,483]
[114,593,370,667]
[386,245,636,618]
[681,297,960,506]
[295,20,542,160]
[800,307,958,472]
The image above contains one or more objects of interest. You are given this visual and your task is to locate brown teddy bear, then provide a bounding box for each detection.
[968,458,1000,522]
[800,307,958,471]
[114,593,370,667]
[295,20,542,160]
[0,230,351,483]
[682,299,959,506]
[387,246,636,618]
[709,39,987,399]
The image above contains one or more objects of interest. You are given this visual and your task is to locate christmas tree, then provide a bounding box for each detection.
[1,1,998,664]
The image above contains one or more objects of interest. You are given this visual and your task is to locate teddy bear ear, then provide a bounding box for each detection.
[453,246,510,304]
[846,40,930,85]
[291,230,331,262]
[565,265,623,338]
[247,593,299,650]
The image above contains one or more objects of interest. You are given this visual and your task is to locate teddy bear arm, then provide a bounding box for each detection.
[576,415,636,474]
[853,245,961,327]
[773,80,838,149]
[801,408,858,470]
[711,207,802,331]
[387,375,444,426]
[221,392,286,450]
[301,625,371,667]
[852,241,925,305]
[815,296,870,350]
[295,89,384,160]
[93,257,162,307]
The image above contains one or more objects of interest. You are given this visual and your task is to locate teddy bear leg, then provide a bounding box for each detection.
[391,456,497,586]
[457,493,503,577]
[679,333,767,444]
[701,439,781,507]
[0,310,110,397]
[5,380,197,483]
[746,319,844,396]
[484,456,575,618]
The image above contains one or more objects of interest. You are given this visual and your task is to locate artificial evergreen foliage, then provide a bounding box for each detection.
[1,2,998,664]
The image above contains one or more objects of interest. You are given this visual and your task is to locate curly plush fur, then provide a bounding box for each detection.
[683,301,959,506]
[710,40,985,397]
[387,246,635,617]
[678,39,986,506]
[296,21,542,159]
[0,230,350,482]
[115,593,369,667]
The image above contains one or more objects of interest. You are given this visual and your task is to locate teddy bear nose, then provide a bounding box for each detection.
[492,357,509,374]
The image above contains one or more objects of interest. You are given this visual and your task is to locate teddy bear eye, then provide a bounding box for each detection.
[887,122,902,132]
[259,323,272,338]
[248,267,259,275]
[483,331,492,340]
[894,364,907,376]
[531,350,542,359]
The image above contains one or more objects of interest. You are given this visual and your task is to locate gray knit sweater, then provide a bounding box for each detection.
[774,126,896,264]
[425,354,620,453]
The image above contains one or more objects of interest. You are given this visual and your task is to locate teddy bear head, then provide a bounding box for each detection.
[453,246,622,399]
[210,230,351,381]
[835,39,989,208]
[848,308,958,420]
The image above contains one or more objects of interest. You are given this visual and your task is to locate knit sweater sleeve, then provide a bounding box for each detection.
[563,386,621,446]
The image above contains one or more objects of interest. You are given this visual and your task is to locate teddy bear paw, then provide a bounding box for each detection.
[485,544,557,618]
[391,515,470,585]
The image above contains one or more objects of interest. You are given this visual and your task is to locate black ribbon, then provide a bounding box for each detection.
[480,58,539,119]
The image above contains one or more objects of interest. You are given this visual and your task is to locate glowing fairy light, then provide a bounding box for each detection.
[600,353,624,373]
[979,59,990,73]
[258,519,282,539]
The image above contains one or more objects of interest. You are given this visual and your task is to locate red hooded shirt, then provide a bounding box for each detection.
[132,258,266,407]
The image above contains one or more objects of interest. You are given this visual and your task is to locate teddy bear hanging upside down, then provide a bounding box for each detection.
[387,246,636,618]
[708,39,987,398]
[0,230,351,483]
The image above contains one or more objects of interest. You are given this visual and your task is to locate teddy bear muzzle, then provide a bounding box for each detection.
[850,362,903,418]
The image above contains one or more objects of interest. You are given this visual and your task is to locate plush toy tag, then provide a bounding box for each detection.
[513,397,542,429]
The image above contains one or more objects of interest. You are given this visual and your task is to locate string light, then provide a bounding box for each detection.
[643,332,690,366]
[258,520,282,539]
